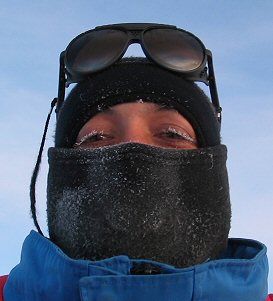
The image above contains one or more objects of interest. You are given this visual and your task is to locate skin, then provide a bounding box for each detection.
[75,102,198,149]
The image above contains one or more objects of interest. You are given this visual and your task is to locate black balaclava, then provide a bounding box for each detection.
[47,58,231,268]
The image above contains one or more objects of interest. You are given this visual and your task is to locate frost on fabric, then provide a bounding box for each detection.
[208,153,214,169]
[47,144,230,266]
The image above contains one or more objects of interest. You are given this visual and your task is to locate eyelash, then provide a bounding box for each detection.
[74,127,196,147]
[74,130,107,147]
[160,127,196,143]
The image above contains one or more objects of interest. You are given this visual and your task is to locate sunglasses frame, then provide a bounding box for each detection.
[56,23,221,122]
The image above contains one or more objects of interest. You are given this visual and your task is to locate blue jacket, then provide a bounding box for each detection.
[4,231,268,301]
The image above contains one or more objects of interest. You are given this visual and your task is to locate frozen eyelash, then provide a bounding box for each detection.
[74,130,104,147]
[164,127,196,143]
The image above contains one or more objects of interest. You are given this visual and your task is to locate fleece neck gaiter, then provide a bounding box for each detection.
[47,143,231,268]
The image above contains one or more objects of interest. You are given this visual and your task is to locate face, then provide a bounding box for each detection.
[74,102,198,149]
[48,101,231,266]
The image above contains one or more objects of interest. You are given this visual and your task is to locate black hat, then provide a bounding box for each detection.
[55,57,221,148]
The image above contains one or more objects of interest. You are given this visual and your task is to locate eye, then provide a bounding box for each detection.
[74,130,113,148]
[158,126,197,144]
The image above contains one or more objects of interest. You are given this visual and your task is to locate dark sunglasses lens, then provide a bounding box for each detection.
[144,29,205,72]
[65,29,127,76]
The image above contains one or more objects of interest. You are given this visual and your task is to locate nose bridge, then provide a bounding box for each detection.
[126,33,144,56]
[128,30,142,42]
[121,118,150,144]
[123,27,148,60]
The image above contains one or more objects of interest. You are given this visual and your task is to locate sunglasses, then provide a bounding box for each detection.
[56,23,221,122]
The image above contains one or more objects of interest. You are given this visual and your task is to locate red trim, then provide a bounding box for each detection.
[0,276,8,301]
[266,294,273,301]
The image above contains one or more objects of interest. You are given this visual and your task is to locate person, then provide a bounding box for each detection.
[0,23,271,301]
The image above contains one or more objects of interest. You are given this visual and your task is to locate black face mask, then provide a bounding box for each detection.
[47,143,231,268]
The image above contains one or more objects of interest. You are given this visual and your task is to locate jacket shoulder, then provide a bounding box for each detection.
[0,276,8,301]
[266,294,273,301]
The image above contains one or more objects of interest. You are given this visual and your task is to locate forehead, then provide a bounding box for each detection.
[86,101,190,122]
[78,101,196,135]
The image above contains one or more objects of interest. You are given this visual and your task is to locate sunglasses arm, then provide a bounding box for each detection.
[56,51,66,114]
[206,50,222,123]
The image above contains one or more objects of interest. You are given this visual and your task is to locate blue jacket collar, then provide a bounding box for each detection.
[5,231,268,301]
